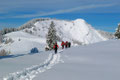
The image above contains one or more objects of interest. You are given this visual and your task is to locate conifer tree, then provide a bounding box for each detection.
[0,31,3,44]
[115,24,120,39]
[46,21,57,50]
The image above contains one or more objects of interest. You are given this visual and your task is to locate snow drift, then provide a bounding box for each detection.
[1,40,120,80]
[34,40,120,80]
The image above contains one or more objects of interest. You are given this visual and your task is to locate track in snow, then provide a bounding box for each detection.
[3,51,63,80]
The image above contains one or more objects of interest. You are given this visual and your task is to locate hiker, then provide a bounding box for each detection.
[65,41,68,48]
[53,42,59,54]
[61,41,65,49]
[68,42,71,48]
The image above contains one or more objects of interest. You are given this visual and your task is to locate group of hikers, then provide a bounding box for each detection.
[53,41,71,54]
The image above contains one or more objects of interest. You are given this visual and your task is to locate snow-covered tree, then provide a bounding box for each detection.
[46,21,57,50]
[4,38,14,44]
[0,31,3,44]
[0,28,17,35]
[0,49,11,56]
[18,18,49,31]
[115,24,120,39]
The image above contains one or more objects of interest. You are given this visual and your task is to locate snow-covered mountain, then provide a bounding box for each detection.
[20,18,109,45]
[0,18,118,80]
[0,18,114,54]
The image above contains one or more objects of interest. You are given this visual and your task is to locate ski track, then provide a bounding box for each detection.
[3,50,63,80]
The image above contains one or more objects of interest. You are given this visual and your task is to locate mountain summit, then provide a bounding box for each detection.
[21,18,111,45]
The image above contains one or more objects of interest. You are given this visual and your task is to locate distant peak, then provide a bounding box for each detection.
[74,19,86,22]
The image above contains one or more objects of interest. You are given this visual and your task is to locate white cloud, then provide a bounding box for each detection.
[0,3,117,19]
[11,3,117,18]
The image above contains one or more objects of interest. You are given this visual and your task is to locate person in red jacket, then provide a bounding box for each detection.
[53,42,59,54]
[61,41,65,49]
[65,41,68,48]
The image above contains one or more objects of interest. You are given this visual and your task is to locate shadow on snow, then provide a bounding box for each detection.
[0,51,43,60]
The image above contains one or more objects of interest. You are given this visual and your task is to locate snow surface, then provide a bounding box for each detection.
[34,40,120,80]
[3,52,62,80]
[0,51,49,79]
[0,31,46,54]
[1,40,120,80]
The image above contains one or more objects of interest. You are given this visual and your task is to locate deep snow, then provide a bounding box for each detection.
[34,40,120,80]
[0,51,49,79]
[1,40,120,80]
[3,52,62,80]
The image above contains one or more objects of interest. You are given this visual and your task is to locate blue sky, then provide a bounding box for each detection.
[0,0,120,32]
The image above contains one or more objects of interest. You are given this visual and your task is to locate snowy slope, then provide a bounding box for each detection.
[1,40,120,80]
[0,51,49,79]
[34,40,120,80]
[97,30,115,39]
[22,18,107,45]
[2,51,62,80]
[0,31,46,54]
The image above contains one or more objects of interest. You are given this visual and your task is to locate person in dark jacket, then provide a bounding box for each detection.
[53,42,59,54]
[68,42,71,48]
[61,41,65,49]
